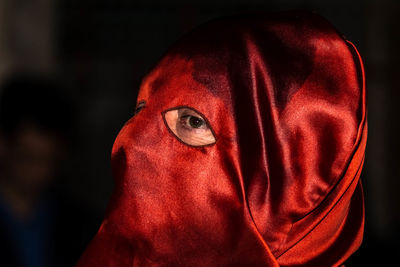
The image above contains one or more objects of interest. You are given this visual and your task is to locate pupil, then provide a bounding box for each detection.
[189,116,203,128]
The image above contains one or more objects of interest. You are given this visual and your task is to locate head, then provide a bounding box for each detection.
[0,74,72,198]
[78,11,367,266]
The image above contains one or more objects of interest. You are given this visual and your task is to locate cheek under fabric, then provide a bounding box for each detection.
[76,11,367,267]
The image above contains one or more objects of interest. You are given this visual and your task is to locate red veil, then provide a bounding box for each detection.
[77,11,367,266]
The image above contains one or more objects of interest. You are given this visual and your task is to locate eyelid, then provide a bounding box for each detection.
[179,108,200,117]
[162,106,216,147]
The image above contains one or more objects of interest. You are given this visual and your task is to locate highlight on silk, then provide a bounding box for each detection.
[0,1,398,267]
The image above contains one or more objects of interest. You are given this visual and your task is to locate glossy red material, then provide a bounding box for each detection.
[77,11,367,266]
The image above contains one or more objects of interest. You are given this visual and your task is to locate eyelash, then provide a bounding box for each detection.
[134,101,146,115]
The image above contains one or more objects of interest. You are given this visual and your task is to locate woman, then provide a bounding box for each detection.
[77,11,367,266]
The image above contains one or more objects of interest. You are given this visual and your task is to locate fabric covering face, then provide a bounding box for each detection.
[76,11,367,267]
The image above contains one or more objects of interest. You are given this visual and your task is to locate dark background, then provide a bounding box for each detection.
[0,0,398,265]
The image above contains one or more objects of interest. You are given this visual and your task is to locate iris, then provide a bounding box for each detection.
[188,116,204,128]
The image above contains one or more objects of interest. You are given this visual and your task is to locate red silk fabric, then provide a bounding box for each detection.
[77,11,367,266]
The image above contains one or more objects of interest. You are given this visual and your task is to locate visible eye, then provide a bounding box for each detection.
[163,107,216,147]
[134,101,146,115]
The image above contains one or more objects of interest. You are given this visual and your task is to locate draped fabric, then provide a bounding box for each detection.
[76,11,367,267]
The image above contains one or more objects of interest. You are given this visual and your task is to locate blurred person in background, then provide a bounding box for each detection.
[0,73,97,267]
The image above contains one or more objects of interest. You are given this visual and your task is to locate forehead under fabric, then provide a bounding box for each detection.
[144,11,361,118]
